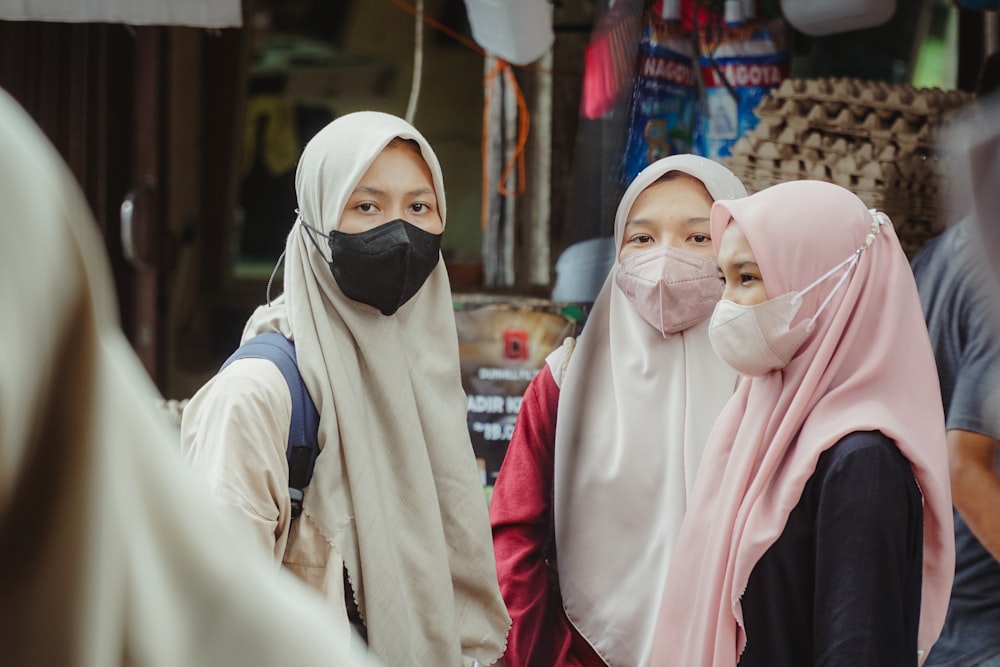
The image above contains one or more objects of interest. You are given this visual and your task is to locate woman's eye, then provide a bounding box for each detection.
[411,202,427,213]
[690,233,711,244]
[631,234,653,244]
[739,273,757,285]
[357,202,376,213]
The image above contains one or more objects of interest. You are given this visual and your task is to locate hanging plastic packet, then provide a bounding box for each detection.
[694,0,789,161]
[580,0,645,120]
[620,0,698,186]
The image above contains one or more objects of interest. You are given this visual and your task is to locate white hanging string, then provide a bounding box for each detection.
[266,250,285,306]
[404,0,424,124]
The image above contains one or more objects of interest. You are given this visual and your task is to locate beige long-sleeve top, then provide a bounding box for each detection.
[181,358,356,647]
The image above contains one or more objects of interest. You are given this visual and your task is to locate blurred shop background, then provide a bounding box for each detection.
[1,0,996,493]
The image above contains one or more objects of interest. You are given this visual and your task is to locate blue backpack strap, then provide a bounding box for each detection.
[220,332,320,518]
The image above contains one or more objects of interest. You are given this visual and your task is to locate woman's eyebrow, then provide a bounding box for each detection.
[350,186,434,198]
[625,217,709,231]
[623,218,651,231]
[728,260,759,272]
[352,185,386,197]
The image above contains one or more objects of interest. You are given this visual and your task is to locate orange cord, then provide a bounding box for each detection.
[481,60,532,230]
[387,0,537,230]
[496,65,530,197]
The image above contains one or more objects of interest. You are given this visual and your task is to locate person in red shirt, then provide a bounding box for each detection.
[489,155,746,667]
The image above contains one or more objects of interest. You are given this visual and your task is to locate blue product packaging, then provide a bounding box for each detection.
[695,24,789,160]
[620,13,697,186]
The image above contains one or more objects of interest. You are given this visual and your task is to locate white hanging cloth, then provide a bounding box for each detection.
[0,0,241,27]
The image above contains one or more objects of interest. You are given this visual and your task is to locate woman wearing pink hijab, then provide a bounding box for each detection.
[651,180,955,666]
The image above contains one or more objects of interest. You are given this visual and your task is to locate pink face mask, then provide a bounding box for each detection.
[615,245,722,336]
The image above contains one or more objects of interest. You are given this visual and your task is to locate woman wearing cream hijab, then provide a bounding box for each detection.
[490,155,746,666]
[182,111,510,666]
[652,181,954,666]
[0,89,381,667]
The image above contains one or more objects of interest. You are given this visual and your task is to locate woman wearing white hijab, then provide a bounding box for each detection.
[489,155,746,666]
[0,89,381,667]
[182,111,510,666]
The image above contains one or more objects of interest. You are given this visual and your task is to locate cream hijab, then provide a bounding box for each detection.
[652,181,954,666]
[243,111,509,666]
[549,155,746,667]
[0,89,380,667]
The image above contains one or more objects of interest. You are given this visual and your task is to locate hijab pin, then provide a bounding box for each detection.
[869,208,892,229]
[858,209,889,253]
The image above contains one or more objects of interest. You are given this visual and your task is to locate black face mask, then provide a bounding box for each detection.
[323,219,442,316]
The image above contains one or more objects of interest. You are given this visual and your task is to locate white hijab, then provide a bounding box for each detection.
[550,155,746,667]
[0,89,380,667]
[243,111,510,666]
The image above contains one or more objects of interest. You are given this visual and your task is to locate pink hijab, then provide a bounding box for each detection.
[651,180,954,666]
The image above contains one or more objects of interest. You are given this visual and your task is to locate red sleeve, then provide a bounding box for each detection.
[490,366,605,667]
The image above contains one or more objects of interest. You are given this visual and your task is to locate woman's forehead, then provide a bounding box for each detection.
[718,222,755,261]
[631,176,711,211]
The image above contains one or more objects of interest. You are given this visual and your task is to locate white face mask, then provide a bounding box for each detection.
[708,247,864,377]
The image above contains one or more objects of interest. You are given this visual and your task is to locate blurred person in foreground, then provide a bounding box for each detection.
[0,87,381,667]
[919,51,1000,667]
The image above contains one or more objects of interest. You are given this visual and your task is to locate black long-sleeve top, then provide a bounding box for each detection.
[738,430,923,667]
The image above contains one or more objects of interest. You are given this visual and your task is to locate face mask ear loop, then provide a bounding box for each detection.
[298,210,333,262]
[806,253,860,331]
[794,251,858,304]
[799,211,885,332]
[266,249,286,306]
